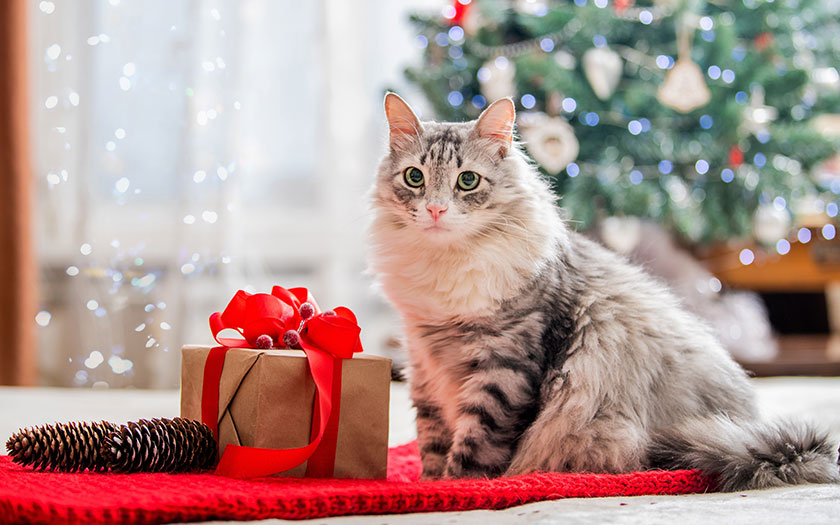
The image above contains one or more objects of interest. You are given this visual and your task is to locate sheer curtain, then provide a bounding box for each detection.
[30,0,439,388]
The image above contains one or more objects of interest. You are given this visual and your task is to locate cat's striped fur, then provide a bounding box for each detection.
[368,94,839,490]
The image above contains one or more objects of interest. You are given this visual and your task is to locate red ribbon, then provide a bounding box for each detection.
[202,286,363,478]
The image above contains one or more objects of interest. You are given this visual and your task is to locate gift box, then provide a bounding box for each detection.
[181,346,390,478]
[180,286,391,479]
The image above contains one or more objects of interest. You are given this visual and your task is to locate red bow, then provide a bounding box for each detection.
[202,286,363,478]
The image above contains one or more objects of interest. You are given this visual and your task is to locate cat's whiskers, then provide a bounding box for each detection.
[468,223,540,267]
[493,213,532,235]
[474,221,533,243]
[482,211,554,272]
[482,217,538,243]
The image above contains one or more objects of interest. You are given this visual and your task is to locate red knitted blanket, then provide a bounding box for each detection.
[0,442,714,524]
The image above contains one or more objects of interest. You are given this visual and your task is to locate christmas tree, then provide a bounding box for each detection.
[405,0,840,245]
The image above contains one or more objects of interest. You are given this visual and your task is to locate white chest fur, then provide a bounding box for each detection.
[370,218,556,321]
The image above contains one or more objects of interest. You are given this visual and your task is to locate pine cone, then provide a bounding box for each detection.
[6,418,217,473]
[5,421,116,472]
[102,417,217,473]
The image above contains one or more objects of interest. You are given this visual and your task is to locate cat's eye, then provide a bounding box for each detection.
[404,167,424,188]
[457,171,480,191]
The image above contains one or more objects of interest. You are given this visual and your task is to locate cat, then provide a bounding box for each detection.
[593,220,778,363]
[367,93,840,491]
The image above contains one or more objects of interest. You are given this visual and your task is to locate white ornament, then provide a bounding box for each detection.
[583,47,623,100]
[518,112,579,174]
[553,50,577,70]
[479,57,516,102]
[815,153,840,188]
[741,86,778,136]
[812,114,840,138]
[515,0,548,15]
[657,58,711,113]
[811,67,840,93]
[753,204,791,244]
[600,216,642,254]
[795,195,829,229]
[653,0,682,8]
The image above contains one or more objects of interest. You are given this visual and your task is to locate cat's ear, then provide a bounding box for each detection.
[384,93,422,151]
[475,97,515,159]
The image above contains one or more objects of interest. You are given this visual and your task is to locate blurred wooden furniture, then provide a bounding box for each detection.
[698,230,840,376]
[741,335,840,377]
[698,232,840,294]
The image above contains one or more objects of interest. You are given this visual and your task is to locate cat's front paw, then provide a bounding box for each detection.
[420,453,447,480]
[442,458,467,479]
[444,451,502,479]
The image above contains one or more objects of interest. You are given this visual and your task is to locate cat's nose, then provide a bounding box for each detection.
[426,203,448,221]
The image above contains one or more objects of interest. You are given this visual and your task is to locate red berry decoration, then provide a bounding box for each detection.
[283,330,301,349]
[754,31,774,52]
[255,334,273,349]
[322,310,336,316]
[299,302,315,320]
[613,0,634,13]
[728,145,744,167]
[450,0,470,26]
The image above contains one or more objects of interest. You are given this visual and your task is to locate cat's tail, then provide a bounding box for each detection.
[648,415,839,491]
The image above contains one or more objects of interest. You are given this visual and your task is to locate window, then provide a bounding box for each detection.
[31,0,436,387]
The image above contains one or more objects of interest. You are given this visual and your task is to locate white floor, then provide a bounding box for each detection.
[2,377,839,524]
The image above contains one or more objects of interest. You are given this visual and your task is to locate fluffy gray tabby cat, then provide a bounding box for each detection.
[368,93,839,491]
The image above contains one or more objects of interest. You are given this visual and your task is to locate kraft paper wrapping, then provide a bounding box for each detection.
[180,345,391,479]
